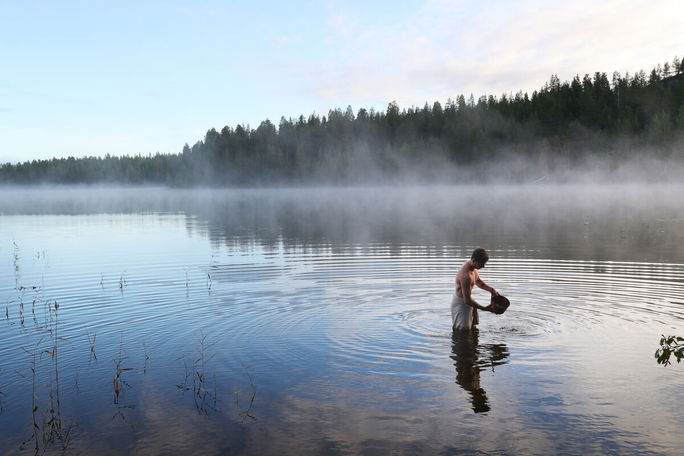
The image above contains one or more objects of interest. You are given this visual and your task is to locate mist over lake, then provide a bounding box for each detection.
[1,184,683,455]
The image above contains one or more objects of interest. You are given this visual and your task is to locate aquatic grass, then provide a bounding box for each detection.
[16,286,42,328]
[118,273,127,293]
[12,242,20,287]
[143,343,150,375]
[112,343,133,405]
[18,332,73,455]
[0,367,5,415]
[40,300,72,440]
[192,333,217,414]
[11,291,73,454]
[176,334,218,414]
[17,342,40,454]
[4,268,262,433]
[175,355,191,392]
[238,360,257,422]
[112,337,136,429]
[87,331,97,362]
[42,381,72,454]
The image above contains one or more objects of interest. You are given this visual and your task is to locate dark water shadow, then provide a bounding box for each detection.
[450,330,509,413]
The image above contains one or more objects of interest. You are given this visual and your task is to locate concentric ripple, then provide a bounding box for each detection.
[185,250,684,383]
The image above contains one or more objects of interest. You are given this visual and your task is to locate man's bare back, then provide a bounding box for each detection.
[453,248,499,328]
[455,262,480,300]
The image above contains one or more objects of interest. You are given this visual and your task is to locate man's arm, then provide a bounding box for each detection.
[475,278,499,296]
[462,275,491,311]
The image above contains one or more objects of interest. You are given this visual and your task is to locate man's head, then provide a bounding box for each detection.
[471,247,489,269]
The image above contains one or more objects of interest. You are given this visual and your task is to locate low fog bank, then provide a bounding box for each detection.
[2,151,684,188]
[319,150,684,186]
[1,182,683,263]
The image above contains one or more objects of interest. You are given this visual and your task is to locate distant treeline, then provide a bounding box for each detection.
[3,57,684,185]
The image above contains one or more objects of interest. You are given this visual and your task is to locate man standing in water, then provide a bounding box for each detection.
[451,247,499,330]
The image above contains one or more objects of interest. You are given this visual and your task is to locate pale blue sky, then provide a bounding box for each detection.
[1,0,682,163]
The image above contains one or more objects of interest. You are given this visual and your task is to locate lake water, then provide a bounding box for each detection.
[0,184,683,455]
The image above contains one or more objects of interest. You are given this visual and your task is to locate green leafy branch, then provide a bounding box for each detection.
[655,335,684,366]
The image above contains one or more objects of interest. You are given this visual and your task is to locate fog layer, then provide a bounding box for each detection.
[1,183,683,263]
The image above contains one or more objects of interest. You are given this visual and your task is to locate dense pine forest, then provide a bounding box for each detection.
[3,57,684,186]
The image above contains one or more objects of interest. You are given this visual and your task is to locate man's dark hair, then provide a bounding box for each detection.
[471,247,489,264]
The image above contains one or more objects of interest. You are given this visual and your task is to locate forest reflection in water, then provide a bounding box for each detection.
[451,329,510,413]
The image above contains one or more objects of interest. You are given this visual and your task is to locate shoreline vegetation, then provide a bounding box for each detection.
[2,57,684,186]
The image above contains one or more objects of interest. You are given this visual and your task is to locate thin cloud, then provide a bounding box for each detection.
[296,0,684,109]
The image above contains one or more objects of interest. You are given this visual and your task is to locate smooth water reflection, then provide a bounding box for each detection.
[0,185,683,455]
[451,330,510,414]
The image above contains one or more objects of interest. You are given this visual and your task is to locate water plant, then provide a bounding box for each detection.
[0,367,5,415]
[18,342,41,454]
[111,337,136,429]
[16,286,41,328]
[18,329,72,455]
[175,355,191,392]
[176,333,218,414]
[13,242,20,287]
[238,360,257,422]
[41,301,71,435]
[192,333,217,414]
[113,344,133,405]
[143,343,150,375]
[87,331,97,361]
[119,273,127,293]
[655,335,684,366]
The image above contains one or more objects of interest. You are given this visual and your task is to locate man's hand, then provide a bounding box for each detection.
[484,304,494,313]
[491,288,500,297]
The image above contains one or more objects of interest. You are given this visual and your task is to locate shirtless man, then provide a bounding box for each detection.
[451,247,499,330]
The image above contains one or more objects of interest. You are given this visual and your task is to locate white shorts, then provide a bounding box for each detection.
[451,294,473,330]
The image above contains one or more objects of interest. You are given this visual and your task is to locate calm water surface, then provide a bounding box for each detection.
[0,185,683,455]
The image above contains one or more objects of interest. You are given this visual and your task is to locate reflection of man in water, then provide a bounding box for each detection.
[451,330,509,413]
[451,247,499,330]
